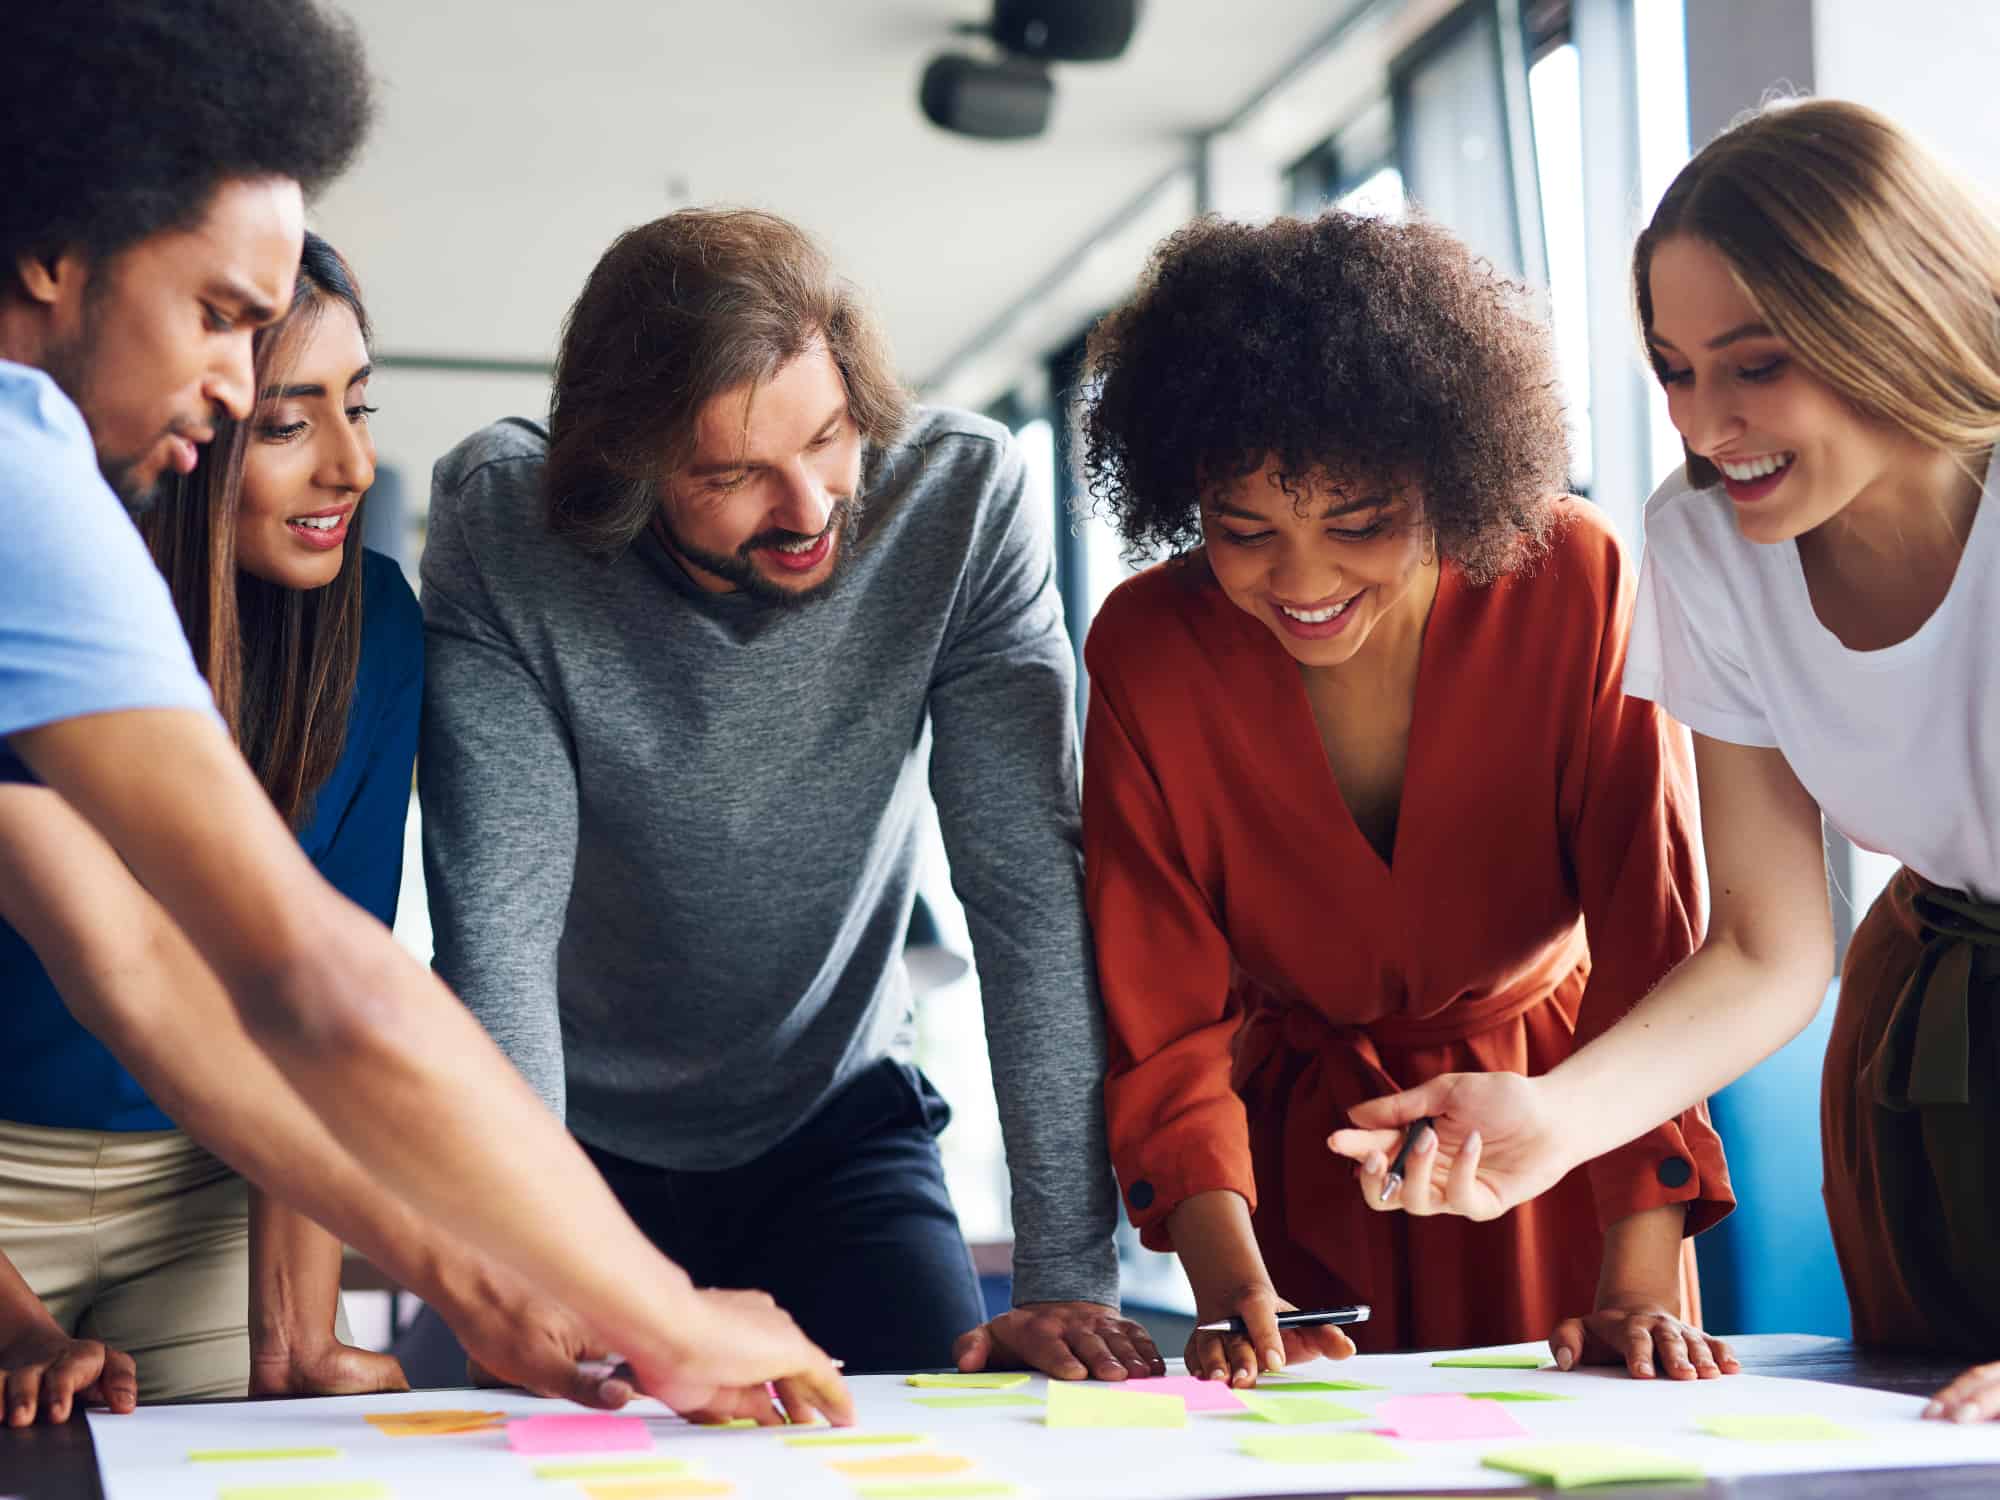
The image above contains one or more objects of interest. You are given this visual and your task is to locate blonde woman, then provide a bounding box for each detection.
[1331,99,2000,1419]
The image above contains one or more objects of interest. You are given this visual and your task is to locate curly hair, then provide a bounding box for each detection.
[1080,211,1569,582]
[4,0,373,273]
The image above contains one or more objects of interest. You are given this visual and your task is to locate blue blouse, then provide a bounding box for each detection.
[0,548,422,1131]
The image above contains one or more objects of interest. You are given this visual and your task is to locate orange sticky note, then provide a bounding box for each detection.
[829,1454,978,1479]
[580,1482,735,1500]
[365,1409,506,1436]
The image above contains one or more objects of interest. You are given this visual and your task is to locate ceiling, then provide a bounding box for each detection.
[312,1,1366,389]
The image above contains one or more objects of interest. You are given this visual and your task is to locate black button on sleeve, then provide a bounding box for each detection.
[1657,1155,1693,1189]
[1128,1180,1156,1211]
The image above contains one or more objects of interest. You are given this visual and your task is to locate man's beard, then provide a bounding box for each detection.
[39,311,180,516]
[659,495,863,609]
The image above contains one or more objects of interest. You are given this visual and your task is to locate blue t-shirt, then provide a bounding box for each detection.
[0,549,423,1130]
[0,360,218,781]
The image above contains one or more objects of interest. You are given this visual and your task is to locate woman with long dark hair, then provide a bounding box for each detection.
[0,233,418,1412]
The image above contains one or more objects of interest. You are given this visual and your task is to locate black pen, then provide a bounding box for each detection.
[1379,1115,1436,1204]
[1195,1304,1371,1335]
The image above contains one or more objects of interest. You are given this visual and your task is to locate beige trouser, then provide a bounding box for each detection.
[0,1118,349,1401]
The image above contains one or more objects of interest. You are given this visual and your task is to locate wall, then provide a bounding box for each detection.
[1813,0,2000,194]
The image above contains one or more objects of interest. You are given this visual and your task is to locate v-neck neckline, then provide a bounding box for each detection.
[1276,564,1452,878]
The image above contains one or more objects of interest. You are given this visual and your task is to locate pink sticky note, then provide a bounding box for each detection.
[1374,1393,1528,1441]
[505,1414,654,1455]
[1111,1376,1247,1413]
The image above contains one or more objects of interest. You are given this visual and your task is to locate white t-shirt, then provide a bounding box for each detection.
[1625,458,2000,902]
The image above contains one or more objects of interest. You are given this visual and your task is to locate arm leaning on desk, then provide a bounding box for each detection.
[7,1337,1999,1500]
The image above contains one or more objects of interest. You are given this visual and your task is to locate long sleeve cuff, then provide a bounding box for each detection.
[1009,1240,1122,1309]
[1584,1105,1734,1238]
[1116,1121,1257,1255]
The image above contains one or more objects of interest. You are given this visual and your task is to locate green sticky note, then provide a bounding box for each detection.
[852,1486,1021,1499]
[1255,1378,1384,1392]
[1432,1353,1547,1369]
[694,1418,759,1429]
[1235,1392,1365,1425]
[533,1458,699,1478]
[908,1394,1043,1409]
[190,1448,342,1463]
[1698,1414,1864,1442]
[904,1372,1031,1390]
[1463,1389,1574,1402]
[217,1486,389,1500]
[1239,1432,1406,1463]
[1483,1441,1705,1489]
[1044,1379,1186,1428]
[784,1432,925,1447]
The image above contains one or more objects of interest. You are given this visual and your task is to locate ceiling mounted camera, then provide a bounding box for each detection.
[989,0,1141,62]
[918,0,1143,142]
[920,54,1055,141]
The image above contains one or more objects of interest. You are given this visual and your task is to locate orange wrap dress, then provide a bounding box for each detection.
[1082,503,1734,1352]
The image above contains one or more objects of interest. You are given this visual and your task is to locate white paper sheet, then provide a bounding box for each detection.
[85,1342,2000,1499]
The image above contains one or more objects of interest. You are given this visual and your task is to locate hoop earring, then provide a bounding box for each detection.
[1421,529,1437,567]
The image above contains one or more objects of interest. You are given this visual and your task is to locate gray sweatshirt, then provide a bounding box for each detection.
[419,407,1119,1306]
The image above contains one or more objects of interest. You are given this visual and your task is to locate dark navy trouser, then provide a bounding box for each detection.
[583,1057,987,1374]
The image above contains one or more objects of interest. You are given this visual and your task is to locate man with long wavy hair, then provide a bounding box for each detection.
[421,208,1157,1381]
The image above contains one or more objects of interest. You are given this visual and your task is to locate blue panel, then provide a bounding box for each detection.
[1693,980,1852,1337]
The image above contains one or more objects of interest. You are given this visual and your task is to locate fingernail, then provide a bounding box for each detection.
[1556,1348,1573,1370]
[1465,1130,1482,1151]
[1924,1401,1944,1418]
[1636,1361,1653,1377]
[1264,1348,1283,1372]
[1236,1366,1252,1384]
[1955,1406,1980,1424]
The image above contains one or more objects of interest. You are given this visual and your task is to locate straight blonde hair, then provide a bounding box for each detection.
[1634,99,2000,490]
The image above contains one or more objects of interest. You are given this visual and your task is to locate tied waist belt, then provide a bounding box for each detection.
[1229,965,1585,1281]
[1862,880,2000,1111]
[1234,970,1577,1100]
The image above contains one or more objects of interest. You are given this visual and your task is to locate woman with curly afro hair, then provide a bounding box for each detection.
[1078,210,1735,1385]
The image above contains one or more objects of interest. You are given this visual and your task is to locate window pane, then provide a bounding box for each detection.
[1338,164,1406,218]
[1398,9,1521,278]
[1529,42,1593,492]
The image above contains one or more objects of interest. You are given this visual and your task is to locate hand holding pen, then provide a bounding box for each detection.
[1328,1070,1576,1220]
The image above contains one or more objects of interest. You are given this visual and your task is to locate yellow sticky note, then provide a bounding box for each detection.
[579,1482,733,1500]
[784,1431,925,1447]
[191,1447,342,1463]
[853,1486,1020,1499]
[1255,1378,1384,1392]
[694,1418,759,1429]
[1043,1380,1186,1429]
[903,1372,1031,1390]
[1463,1389,1573,1402]
[1235,1392,1366,1425]
[908,1395,1042,1410]
[828,1454,978,1478]
[1239,1432,1406,1463]
[1698,1414,1864,1442]
[1483,1441,1704,1488]
[217,1486,389,1500]
[533,1458,699,1478]
[1431,1353,1546,1369]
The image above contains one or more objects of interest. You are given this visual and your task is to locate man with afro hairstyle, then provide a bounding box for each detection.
[0,2,848,1429]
